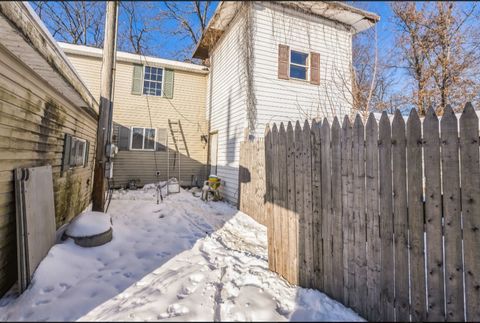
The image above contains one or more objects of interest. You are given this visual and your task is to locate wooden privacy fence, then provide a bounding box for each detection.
[264,104,480,322]
[238,139,266,225]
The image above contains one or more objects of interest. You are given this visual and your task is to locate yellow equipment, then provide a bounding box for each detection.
[201,175,222,201]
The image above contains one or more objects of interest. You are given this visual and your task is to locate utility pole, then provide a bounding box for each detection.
[92,1,118,211]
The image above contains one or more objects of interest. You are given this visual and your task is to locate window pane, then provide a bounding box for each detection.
[144,128,155,150]
[76,141,85,166]
[132,128,144,149]
[290,65,307,80]
[69,140,77,167]
[291,50,308,65]
[143,66,163,96]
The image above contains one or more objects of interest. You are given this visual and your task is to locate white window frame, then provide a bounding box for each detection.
[289,49,310,81]
[142,65,165,97]
[130,126,157,151]
[69,137,87,168]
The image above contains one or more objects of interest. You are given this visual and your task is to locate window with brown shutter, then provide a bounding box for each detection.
[310,52,320,85]
[278,44,289,80]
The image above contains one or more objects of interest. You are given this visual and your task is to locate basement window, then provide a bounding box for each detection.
[70,138,87,167]
[143,66,163,96]
[62,134,90,173]
[290,50,309,80]
[131,127,156,150]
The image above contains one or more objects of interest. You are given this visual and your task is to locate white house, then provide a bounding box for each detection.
[193,1,380,204]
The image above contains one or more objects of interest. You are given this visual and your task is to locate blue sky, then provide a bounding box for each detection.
[136,2,395,61]
[33,1,479,110]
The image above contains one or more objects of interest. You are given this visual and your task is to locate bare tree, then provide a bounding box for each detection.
[391,2,480,115]
[427,2,480,113]
[158,1,212,60]
[118,2,153,55]
[32,1,105,47]
[391,2,435,116]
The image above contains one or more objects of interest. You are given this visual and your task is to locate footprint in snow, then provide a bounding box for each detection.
[35,299,51,306]
[158,303,190,318]
[59,283,71,290]
[189,273,205,284]
[41,286,54,293]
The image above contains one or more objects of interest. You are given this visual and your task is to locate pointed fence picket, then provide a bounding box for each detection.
[238,103,479,322]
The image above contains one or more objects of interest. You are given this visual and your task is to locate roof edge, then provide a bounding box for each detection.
[0,2,99,113]
[60,42,209,75]
[193,1,380,59]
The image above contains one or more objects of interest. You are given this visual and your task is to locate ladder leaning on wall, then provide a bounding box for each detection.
[167,119,189,185]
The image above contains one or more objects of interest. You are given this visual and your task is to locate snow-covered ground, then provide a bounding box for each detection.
[0,185,363,322]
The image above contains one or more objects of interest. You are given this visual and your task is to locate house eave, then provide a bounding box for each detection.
[192,1,242,60]
[192,1,380,60]
[273,1,380,34]
[0,1,99,114]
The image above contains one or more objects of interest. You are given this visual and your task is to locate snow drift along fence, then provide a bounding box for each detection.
[264,104,480,322]
[238,139,266,225]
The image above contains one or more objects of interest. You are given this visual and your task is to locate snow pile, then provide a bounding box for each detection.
[111,183,167,201]
[65,211,112,238]
[0,187,363,322]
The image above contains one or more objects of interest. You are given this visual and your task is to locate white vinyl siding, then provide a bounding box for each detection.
[252,2,353,137]
[206,11,248,204]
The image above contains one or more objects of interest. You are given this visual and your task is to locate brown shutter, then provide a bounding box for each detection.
[278,44,289,80]
[310,52,320,85]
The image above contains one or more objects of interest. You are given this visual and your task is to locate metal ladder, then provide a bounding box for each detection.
[167,119,189,185]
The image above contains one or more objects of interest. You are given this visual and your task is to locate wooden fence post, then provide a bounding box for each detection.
[365,113,380,321]
[295,121,306,286]
[265,125,274,271]
[342,116,354,307]
[286,122,298,285]
[278,124,288,279]
[424,107,445,321]
[392,110,410,321]
[441,105,464,321]
[302,121,314,287]
[460,103,480,322]
[311,120,323,290]
[353,115,367,316]
[406,109,426,322]
[379,112,395,321]
[331,117,343,302]
[320,119,332,296]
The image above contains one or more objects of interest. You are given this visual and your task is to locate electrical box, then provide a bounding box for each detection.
[105,161,113,179]
[106,144,118,158]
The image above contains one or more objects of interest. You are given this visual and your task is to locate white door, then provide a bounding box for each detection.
[209,132,218,175]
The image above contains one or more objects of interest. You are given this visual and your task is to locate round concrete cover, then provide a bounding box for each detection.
[65,211,113,247]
